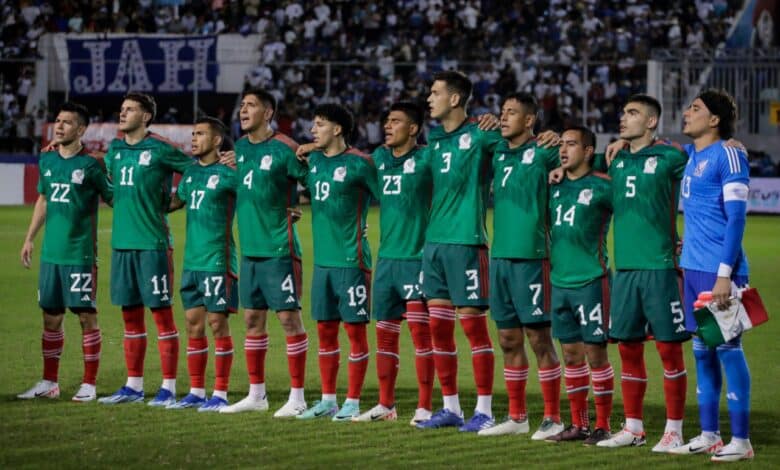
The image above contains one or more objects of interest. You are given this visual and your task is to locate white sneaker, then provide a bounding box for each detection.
[273,399,307,418]
[409,408,432,426]
[711,439,754,462]
[478,418,530,436]
[668,432,723,455]
[596,427,647,448]
[531,418,565,440]
[72,383,97,402]
[17,380,60,399]
[352,404,397,422]
[219,394,268,414]
[652,430,684,453]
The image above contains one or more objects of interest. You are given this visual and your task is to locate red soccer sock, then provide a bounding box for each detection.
[406,300,434,410]
[591,364,614,431]
[504,366,529,421]
[429,305,458,396]
[187,336,208,389]
[286,333,308,389]
[81,328,101,385]
[245,334,269,384]
[345,322,369,400]
[152,307,179,380]
[376,320,401,407]
[122,306,146,378]
[317,321,340,395]
[214,336,233,392]
[619,342,648,421]
[538,365,562,421]
[459,314,494,396]
[656,341,687,421]
[42,328,64,382]
[565,364,590,428]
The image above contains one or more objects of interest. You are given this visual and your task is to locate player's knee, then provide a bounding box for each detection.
[584,343,609,369]
[527,327,555,354]
[498,330,524,353]
[42,311,64,331]
[278,310,304,335]
[561,345,585,366]
[208,315,230,337]
[244,309,267,333]
[78,313,99,331]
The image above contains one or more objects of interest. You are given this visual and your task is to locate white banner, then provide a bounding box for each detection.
[0,164,25,205]
[747,178,780,214]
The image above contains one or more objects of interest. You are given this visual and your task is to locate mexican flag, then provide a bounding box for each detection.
[694,288,769,347]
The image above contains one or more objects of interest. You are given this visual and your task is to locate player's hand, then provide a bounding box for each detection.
[605,139,629,166]
[287,207,302,223]
[537,130,560,148]
[21,240,34,268]
[724,138,747,153]
[476,113,499,131]
[296,143,317,163]
[711,277,733,310]
[218,150,236,169]
[40,142,57,153]
[548,167,564,185]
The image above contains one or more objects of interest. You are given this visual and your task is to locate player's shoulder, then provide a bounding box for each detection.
[270,132,299,152]
[650,139,686,157]
[590,170,611,182]
[346,147,373,165]
[147,132,180,150]
[718,141,747,159]
[39,150,58,162]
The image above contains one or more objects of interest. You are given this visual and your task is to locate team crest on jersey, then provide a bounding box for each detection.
[207,175,220,189]
[521,148,535,164]
[643,156,657,174]
[403,158,416,174]
[616,161,624,168]
[44,169,52,177]
[577,188,593,205]
[333,166,347,182]
[459,132,472,150]
[71,169,85,184]
[498,154,505,161]
[139,150,152,166]
[694,160,709,177]
[260,154,273,170]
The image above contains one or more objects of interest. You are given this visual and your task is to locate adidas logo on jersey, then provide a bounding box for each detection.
[553,190,560,198]
[286,295,296,303]
[217,298,226,306]
[114,152,121,160]
[238,155,244,163]
[532,307,543,316]
[435,142,440,150]
[675,324,686,333]
[185,176,192,183]
[81,294,91,301]
[592,327,604,336]
[357,308,368,316]
[44,170,52,177]
[311,165,317,173]
[467,292,479,300]
[498,154,505,161]
[379,163,385,170]
[616,161,624,168]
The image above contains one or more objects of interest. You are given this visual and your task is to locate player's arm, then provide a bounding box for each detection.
[170,174,188,212]
[164,144,195,174]
[90,158,114,206]
[604,139,629,166]
[476,113,499,131]
[295,142,318,164]
[362,157,380,202]
[21,195,46,268]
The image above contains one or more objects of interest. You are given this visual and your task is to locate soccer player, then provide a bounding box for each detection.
[98,93,195,406]
[219,89,310,417]
[352,101,435,424]
[415,70,502,432]
[18,101,112,402]
[165,117,238,412]
[670,89,754,462]
[595,95,690,451]
[295,103,379,421]
[543,126,614,445]
[477,92,563,439]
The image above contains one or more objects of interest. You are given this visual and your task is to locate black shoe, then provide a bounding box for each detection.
[546,425,591,442]
[583,427,612,446]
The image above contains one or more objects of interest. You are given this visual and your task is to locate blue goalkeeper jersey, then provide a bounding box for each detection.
[680,140,749,276]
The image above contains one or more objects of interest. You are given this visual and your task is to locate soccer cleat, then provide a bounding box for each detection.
[531,418,565,441]
[297,400,338,420]
[478,418,530,436]
[459,412,495,432]
[546,425,591,442]
[415,408,465,429]
[72,383,97,402]
[710,439,754,462]
[198,396,228,412]
[147,388,176,407]
[332,401,360,421]
[652,430,684,453]
[219,395,269,414]
[166,393,206,410]
[98,386,144,404]
[274,400,307,418]
[409,408,432,426]
[596,427,647,448]
[353,404,398,422]
[583,428,612,446]
[668,432,723,455]
[17,380,60,400]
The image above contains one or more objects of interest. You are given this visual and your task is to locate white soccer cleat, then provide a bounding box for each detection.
[652,430,684,453]
[531,418,565,440]
[17,380,60,400]
[352,404,398,422]
[409,408,432,426]
[219,394,268,414]
[596,427,647,448]
[667,432,723,455]
[710,439,754,462]
[273,399,307,418]
[72,383,97,402]
[478,418,530,436]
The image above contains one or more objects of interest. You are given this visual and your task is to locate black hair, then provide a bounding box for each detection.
[241,88,277,118]
[696,88,737,139]
[58,101,90,127]
[123,92,156,126]
[314,103,355,142]
[563,125,596,149]
[626,94,662,119]
[500,92,539,116]
[389,101,424,131]
[432,70,473,108]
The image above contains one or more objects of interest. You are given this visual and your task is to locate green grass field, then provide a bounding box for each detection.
[0,206,778,469]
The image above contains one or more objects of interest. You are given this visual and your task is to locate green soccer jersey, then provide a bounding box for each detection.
[37,150,112,265]
[306,148,379,268]
[105,133,193,250]
[425,120,503,245]
[234,133,308,258]
[549,172,612,288]
[491,140,560,259]
[372,145,431,260]
[177,162,238,273]
[609,142,687,270]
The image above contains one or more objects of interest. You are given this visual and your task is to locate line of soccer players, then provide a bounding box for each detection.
[18,70,754,462]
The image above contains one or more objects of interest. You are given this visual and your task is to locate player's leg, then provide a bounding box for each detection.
[583,342,613,445]
[168,302,208,410]
[73,308,100,402]
[406,298,434,425]
[198,310,232,412]
[546,341,590,442]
